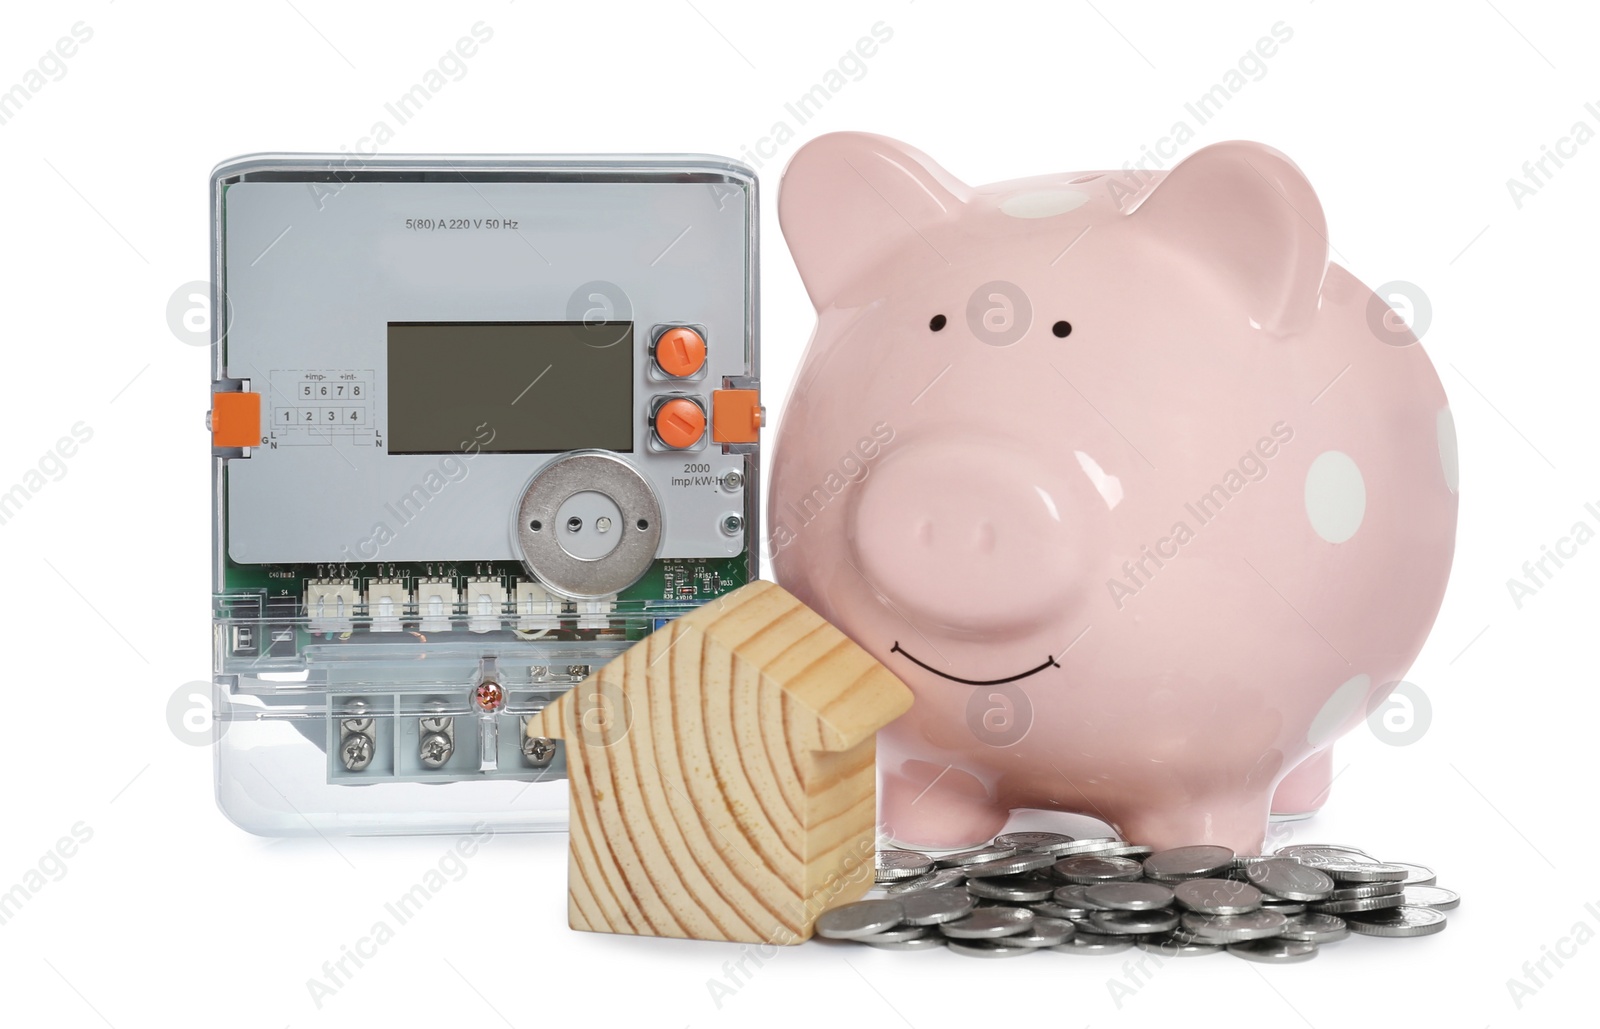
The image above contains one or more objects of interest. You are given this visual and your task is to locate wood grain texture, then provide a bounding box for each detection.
[530,580,912,943]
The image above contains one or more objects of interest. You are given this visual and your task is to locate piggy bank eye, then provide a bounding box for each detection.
[1052,320,1073,338]
[929,314,947,332]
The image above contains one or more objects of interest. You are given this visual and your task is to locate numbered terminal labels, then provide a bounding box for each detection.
[208,153,760,835]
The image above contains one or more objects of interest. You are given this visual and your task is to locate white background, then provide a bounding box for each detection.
[0,0,1595,1025]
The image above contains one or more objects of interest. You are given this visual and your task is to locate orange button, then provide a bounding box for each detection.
[654,326,707,378]
[212,391,262,448]
[711,389,762,444]
[654,397,706,449]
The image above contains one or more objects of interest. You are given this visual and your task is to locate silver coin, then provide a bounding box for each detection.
[870,924,932,943]
[1144,845,1235,881]
[1346,905,1447,938]
[1259,899,1307,915]
[1274,843,1371,860]
[1052,885,1111,910]
[1228,851,1280,870]
[1401,885,1459,911]
[1244,858,1335,901]
[1140,933,1226,957]
[968,875,1055,902]
[1095,843,1156,860]
[1322,861,1411,883]
[815,899,906,939]
[992,916,1077,948]
[1051,836,1124,856]
[994,831,1077,854]
[1228,938,1319,963]
[934,846,1017,868]
[896,889,976,925]
[1054,855,1145,884]
[1050,932,1134,954]
[1391,862,1438,886]
[1031,900,1088,919]
[1231,854,1281,869]
[1279,913,1349,944]
[862,934,947,951]
[887,868,968,894]
[875,850,935,882]
[969,902,1026,913]
[1282,851,1339,870]
[1314,892,1404,914]
[1181,909,1288,942]
[1174,878,1263,915]
[1325,880,1405,901]
[947,939,1035,958]
[939,906,1036,939]
[963,852,1056,878]
[1091,909,1181,936]
[1288,849,1378,871]
[1085,881,1175,911]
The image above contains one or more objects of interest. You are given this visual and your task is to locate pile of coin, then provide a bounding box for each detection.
[814,833,1457,960]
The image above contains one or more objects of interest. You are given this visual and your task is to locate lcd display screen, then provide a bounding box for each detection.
[387,321,634,454]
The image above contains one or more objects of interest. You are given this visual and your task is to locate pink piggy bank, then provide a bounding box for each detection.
[769,132,1457,852]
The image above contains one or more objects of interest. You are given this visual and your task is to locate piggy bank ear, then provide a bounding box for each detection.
[1131,141,1328,336]
[780,132,969,310]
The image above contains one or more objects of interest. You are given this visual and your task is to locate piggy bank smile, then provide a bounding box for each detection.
[889,643,1061,687]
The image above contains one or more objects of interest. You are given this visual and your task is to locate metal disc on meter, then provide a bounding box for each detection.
[514,452,661,598]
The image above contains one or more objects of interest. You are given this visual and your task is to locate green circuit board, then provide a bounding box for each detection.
[220,553,750,644]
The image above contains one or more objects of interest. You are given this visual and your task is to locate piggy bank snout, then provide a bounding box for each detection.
[850,440,1088,634]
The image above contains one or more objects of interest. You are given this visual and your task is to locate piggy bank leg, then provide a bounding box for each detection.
[1271,747,1334,820]
[1110,792,1274,854]
[879,761,1008,849]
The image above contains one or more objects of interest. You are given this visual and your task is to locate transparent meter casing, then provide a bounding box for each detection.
[209,154,760,835]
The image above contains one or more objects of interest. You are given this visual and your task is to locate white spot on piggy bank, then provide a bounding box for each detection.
[1308,674,1372,748]
[1305,451,1366,543]
[1437,407,1459,494]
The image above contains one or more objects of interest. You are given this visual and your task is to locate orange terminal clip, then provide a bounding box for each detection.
[711,389,762,444]
[212,392,262,448]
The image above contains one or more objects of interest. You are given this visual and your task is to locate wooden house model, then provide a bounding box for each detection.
[528,580,913,944]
